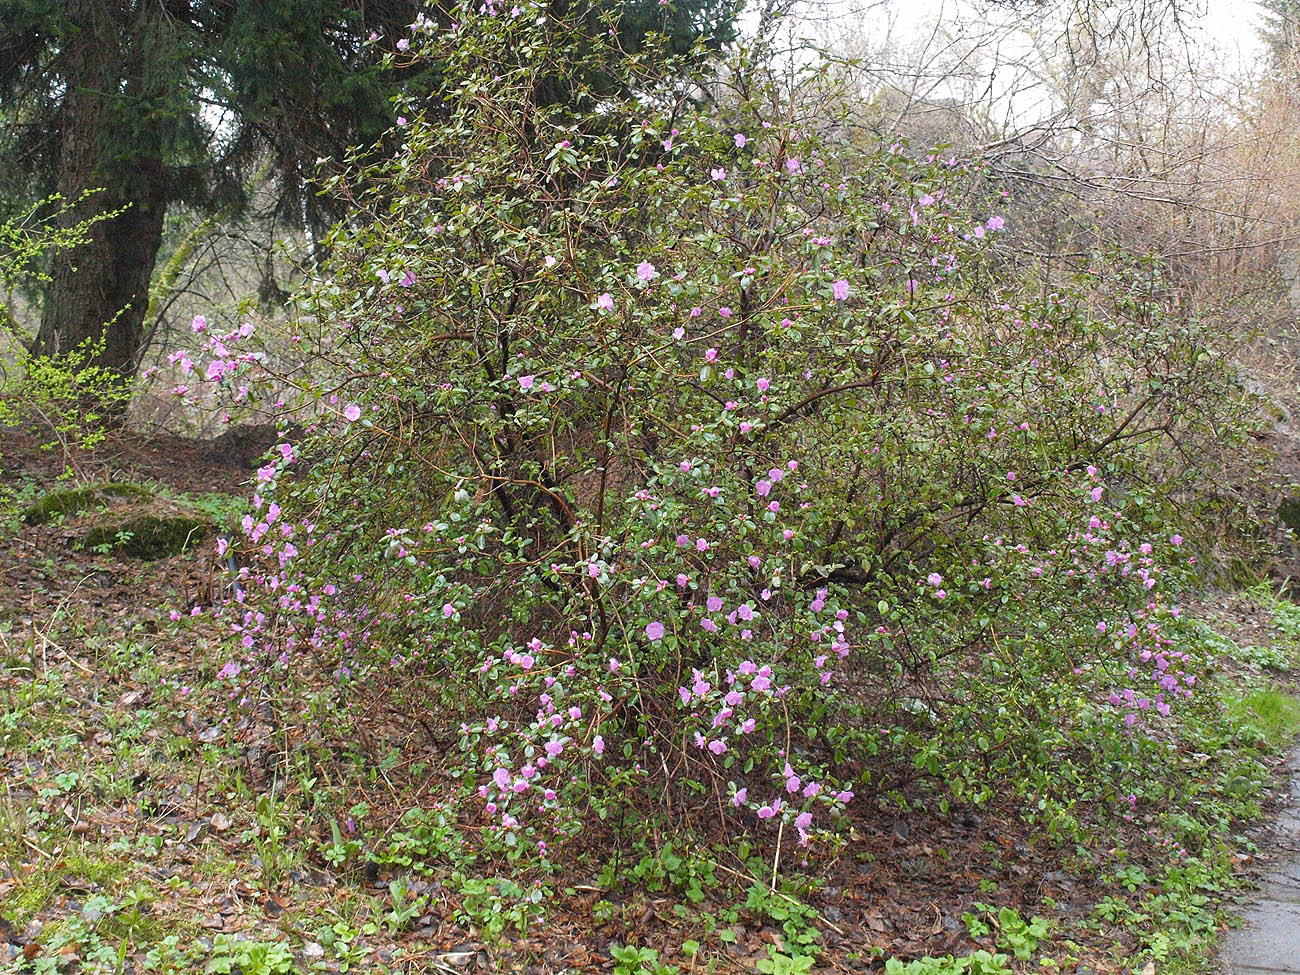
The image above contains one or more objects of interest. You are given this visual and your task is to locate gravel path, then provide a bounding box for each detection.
[1223,748,1300,974]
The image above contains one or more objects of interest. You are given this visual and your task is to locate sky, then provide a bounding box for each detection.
[758,0,1275,130]
[783,0,1268,67]
[1201,0,1265,62]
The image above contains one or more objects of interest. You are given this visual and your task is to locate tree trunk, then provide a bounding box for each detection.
[32,0,166,381]
[34,177,166,379]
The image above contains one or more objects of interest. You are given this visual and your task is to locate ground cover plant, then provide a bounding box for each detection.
[3,451,1298,973]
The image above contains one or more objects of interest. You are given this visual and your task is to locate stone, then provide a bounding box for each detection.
[1223,745,1300,974]
[1222,899,1300,972]
[82,513,213,559]
[22,482,153,524]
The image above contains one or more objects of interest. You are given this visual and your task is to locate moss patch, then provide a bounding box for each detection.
[82,514,213,560]
[3,870,56,925]
[22,482,153,525]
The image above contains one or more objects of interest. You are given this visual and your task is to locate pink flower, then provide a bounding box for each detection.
[987,215,1005,231]
[645,621,665,641]
[786,157,802,173]
[518,375,534,390]
[343,404,362,422]
[831,279,850,301]
[795,811,813,841]
[1090,486,1105,502]
[718,307,733,318]
[636,261,658,282]
[734,133,746,148]
[595,293,614,311]
[732,788,748,806]
[710,167,726,180]
[756,377,770,392]
[593,736,605,755]
[756,480,772,497]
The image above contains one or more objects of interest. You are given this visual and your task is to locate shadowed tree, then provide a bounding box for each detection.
[0,0,738,382]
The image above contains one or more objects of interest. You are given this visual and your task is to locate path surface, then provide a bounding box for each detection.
[1223,747,1300,974]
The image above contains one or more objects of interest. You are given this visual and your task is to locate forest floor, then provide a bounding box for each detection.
[3,424,1300,975]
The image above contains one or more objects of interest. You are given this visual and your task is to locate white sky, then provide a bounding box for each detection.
[758,0,1274,131]
[797,0,1268,65]
[1200,0,1266,62]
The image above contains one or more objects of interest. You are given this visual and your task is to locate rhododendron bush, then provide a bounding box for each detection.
[180,4,1265,861]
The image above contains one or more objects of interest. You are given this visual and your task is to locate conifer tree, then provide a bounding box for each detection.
[0,0,737,379]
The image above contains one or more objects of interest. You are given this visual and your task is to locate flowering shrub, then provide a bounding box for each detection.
[176,3,1264,864]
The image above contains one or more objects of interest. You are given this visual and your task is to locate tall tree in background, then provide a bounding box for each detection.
[0,0,738,380]
[1260,0,1300,74]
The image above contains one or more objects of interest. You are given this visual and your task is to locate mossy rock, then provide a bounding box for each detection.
[1281,496,1300,535]
[22,482,154,525]
[82,514,214,560]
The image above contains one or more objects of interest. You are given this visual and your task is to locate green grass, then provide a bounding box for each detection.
[1225,687,1300,752]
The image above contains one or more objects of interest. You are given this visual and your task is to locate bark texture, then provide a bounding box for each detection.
[32,0,166,379]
